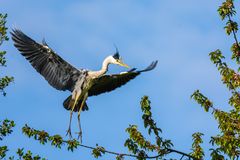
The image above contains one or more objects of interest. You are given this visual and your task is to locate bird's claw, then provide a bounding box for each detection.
[66,128,72,139]
[75,131,82,143]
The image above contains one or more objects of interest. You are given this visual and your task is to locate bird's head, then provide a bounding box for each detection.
[110,49,130,68]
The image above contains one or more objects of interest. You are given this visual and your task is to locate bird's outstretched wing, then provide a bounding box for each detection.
[11,29,82,91]
[88,61,158,96]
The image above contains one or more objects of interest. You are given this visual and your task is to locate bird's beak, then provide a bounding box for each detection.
[117,60,130,68]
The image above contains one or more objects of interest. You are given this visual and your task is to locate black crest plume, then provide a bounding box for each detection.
[113,46,120,60]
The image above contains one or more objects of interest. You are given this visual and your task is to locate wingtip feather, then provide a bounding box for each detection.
[139,60,158,72]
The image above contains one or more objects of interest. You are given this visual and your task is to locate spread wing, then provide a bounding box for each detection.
[11,29,82,91]
[88,61,158,96]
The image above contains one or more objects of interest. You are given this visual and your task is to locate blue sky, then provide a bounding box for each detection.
[0,0,234,159]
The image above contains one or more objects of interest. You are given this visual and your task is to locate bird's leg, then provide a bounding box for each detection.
[66,91,81,139]
[66,111,73,138]
[77,93,88,142]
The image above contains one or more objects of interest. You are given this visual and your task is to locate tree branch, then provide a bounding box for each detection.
[77,143,162,159]
[64,140,197,159]
[167,148,198,160]
[22,123,197,160]
[227,15,240,55]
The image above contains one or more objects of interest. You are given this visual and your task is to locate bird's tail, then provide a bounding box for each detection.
[63,95,89,112]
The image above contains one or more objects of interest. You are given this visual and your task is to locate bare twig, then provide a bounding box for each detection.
[180,155,185,160]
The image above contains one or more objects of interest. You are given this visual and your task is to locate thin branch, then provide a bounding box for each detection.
[167,148,197,160]
[0,40,3,46]
[22,119,198,160]
[77,143,142,158]
[62,140,165,159]
[180,155,185,160]
[61,140,196,159]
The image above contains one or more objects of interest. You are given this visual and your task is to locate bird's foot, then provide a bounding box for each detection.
[66,128,72,139]
[75,131,82,143]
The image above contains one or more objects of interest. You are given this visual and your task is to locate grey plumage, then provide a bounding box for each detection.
[11,29,158,139]
[11,29,158,112]
[88,61,158,96]
[63,61,158,111]
[11,29,84,92]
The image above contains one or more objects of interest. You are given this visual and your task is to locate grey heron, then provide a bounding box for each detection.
[11,29,158,140]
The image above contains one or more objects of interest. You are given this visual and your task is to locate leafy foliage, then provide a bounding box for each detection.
[22,124,81,152]
[191,90,213,112]
[19,97,194,160]
[191,0,240,159]
[92,145,105,158]
[0,13,13,96]
[16,148,46,160]
[0,14,9,45]
[0,76,13,96]
[190,132,204,159]
[0,146,8,159]
[124,96,176,160]
[0,121,45,160]
[218,0,235,20]
[0,119,15,141]
[140,96,162,136]
[209,50,239,90]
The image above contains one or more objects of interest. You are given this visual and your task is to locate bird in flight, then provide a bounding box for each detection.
[11,29,158,141]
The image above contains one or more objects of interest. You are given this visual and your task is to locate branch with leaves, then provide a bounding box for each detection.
[218,0,240,65]
[21,96,197,160]
[191,1,240,159]
[0,13,13,96]
[0,120,47,160]
[0,119,15,141]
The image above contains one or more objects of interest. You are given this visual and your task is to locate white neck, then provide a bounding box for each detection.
[88,56,112,78]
